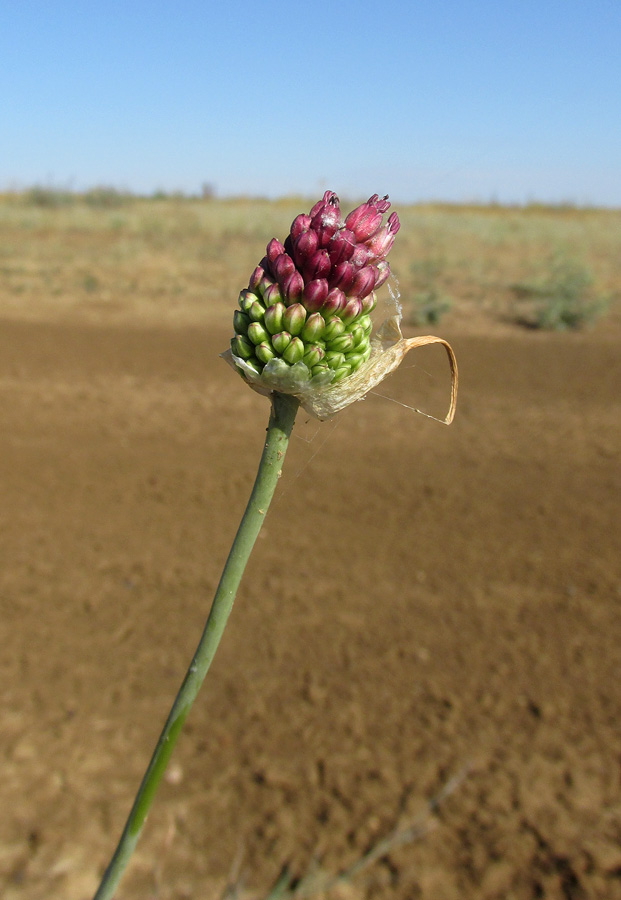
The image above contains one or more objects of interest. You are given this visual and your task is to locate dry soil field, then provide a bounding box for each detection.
[1,196,620,900]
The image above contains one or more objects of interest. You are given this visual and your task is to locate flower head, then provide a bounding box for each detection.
[223,191,457,422]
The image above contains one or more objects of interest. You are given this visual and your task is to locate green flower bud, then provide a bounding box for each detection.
[283,303,306,336]
[248,300,266,322]
[344,351,366,371]
[303,344,325,368]
[332,365,352,383]
[264,301,285,335]
[362,293,377,314]
[311,363,331,379]
[326,332,355,354]
[255,341,276,364]
[323,316,346,342]
[301,312,325,343]
[233,310,250,335]
[351,335,371,359]
[238,289,258,313]
[282,336,305,364]
[271,331,292,354]
[231,334,255,360]
[257,275,274,300]
[340,297,363,325]
[358,314,373,335]
[347,323,366,347]
[325,350,346,370]
[263,283,283,307]
[243,358,264,376]
[247,321,270,345]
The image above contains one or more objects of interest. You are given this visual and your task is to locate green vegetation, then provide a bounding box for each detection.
[0,192,618,331]
[512,255,610,330]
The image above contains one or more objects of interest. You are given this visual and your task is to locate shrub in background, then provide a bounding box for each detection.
[513,254,609,330]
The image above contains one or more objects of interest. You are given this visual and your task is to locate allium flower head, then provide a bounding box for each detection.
[223,191,457,421]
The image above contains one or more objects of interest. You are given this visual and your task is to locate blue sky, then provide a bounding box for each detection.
[2,0,620,205]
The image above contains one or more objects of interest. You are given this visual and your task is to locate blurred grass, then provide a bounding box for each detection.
[0,191,619,332]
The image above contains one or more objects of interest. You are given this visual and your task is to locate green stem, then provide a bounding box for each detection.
[93,391,300,900]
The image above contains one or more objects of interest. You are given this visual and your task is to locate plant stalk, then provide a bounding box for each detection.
[93,391,300,900]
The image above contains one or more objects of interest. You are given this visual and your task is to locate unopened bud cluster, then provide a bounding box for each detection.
[230,192,400,387]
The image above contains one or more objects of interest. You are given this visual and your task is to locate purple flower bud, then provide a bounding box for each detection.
[283,235,293,257]
[282,336,305,365]
[322,288,346,316]
[264,301,285,335]
[266,238,286,264]
[315,218,341,249]
[373,261,390,289]
[388,211,400,231]
[292,229,319,268]
[283,303,306,336]
[263,283,283,307]
[328,228,356,266]
[303,250,331,282]
[303,278,329,312]
[272,331,292,355]
[291,213,311,239]
[350,244,370,268]
[283,270,304,305]
[309,190,340,219]
[340,297,363,325]
[344,194,391,242]
[351,266,376,299]
[329,261,355,293]
[248,265,265,291]
[301,312,325,343]
[272,252,296,285]
[365,211,401,260]
[310,191,343,249]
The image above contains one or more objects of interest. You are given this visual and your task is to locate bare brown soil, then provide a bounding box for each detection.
[1,308,620,900]
[1,197,621,899]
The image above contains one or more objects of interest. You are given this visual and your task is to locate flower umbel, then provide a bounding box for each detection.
[223,192,457,422]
